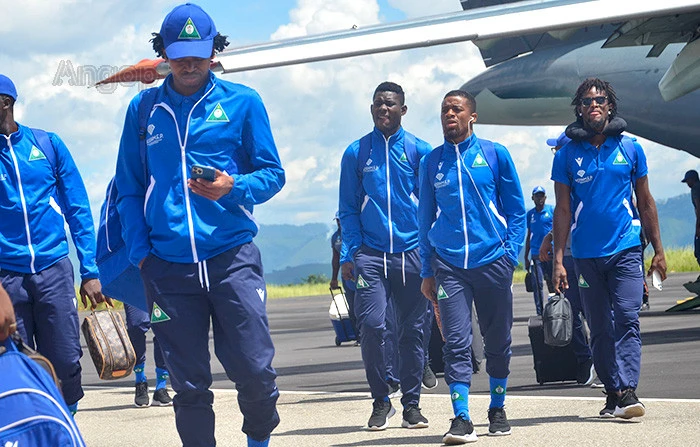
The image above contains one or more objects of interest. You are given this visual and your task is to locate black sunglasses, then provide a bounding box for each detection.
[580,96,608,107]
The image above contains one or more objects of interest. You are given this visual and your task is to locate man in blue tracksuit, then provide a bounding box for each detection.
[524,186,554,316]
[339,81,433,431]
[419,90,525,444]
[114,5,285,447]
[551,78,666,420]
[0,74,108,413]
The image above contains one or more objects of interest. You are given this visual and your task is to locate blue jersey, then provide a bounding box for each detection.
[338,127,432,264]
[115,72,285,266]
[527,204,554,256]
[0,124,98,278]
[551,135,647,258]
[418,134,526,277]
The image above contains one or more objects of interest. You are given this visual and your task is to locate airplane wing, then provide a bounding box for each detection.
[98,0,700,100]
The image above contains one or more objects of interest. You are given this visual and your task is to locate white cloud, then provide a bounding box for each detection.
[3,0,696,230]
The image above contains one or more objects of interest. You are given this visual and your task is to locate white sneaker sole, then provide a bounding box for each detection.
[134,399,151,408]
[443,432,478,444]
[402,419,429,429]
[614,403,645,419]
[151,399,173,407]
[367,406,396,431]
[422,378,439,390]
[488,429,511,436]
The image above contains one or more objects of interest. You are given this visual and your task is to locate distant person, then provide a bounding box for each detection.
[114,4,285,446]
[0,73,109,415]
[681,169,700,289]
[124,304,172,407]
[330,213,358,337]
[524,185,554,316]
[540,132,595,386]
[551,78,666,420]
[339,81,433,431]
[0,284,16,342]
[419,90,526,443]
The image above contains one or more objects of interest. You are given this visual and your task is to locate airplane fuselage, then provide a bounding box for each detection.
[462,40,700,156]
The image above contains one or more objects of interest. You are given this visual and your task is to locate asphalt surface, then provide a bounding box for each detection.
[75,272,700,446]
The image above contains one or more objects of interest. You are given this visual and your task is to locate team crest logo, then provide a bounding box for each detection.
[472,154,488,168]
[206,103,229,122]
[179,18,201,39]
[612,150,628,165]
[151,302,171,323]
[356,275,370,289]
[437,285,448,300]
[399,152,408,163]
[578,274,590,288]
[28,146,46,161]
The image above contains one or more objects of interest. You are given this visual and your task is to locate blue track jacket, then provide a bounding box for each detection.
[418,134,526,277]
[0,124,98,278]
[338,127,432,264]
[115,72,285,266]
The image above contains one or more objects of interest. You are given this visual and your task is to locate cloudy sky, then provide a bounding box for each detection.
[3,0,697,227]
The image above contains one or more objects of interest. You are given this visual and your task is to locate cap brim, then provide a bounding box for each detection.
[165,39,214,60]
[546,138,558,147]
[682,179,688,183]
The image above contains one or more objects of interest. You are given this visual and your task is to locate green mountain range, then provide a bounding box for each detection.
[69,193,694,286]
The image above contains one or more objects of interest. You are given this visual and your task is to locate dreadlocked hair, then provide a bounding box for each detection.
[571,78,618,118]
[150,32,230,58]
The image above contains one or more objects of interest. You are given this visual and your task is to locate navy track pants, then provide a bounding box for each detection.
[1,257,83,405]
[574,246,643,392]
[140,242,280,446]
[124,303,166,370]
[433,255,514,385]
[353,246,427,408]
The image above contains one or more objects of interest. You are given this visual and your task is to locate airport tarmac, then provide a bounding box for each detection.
[76,272,700,446]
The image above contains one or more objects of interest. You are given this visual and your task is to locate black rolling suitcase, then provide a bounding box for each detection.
[528,315,578,384]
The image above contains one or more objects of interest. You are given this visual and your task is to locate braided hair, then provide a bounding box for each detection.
[150,33,230,59]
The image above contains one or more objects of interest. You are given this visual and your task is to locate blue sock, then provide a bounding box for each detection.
[155,367,169,390]
[449,382,470,420]
[247,437,269,447]
[489,377,508,409]
[67,402,78,416]
[134,363,146,383]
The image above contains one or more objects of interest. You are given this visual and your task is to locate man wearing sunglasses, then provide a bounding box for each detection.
[550,78,666,420]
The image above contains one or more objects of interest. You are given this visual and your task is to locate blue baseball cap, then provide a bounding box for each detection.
[532,186,546,195]
[0,74,17,101]
[160,3,217,60]
[546,132,571,148]
[681,170,699,183]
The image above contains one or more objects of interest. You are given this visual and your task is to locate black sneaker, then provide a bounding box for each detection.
[367,399,395,430]
[577,359,596,386]
[401,405,429,429]
[152,388,173,406]
[599,391,617,418]
[487,407,511,436]
[134,382,150,408]
[613,389,645,419]
[387,381,401,398]
[442,416,477,444]
[422,363,438,389]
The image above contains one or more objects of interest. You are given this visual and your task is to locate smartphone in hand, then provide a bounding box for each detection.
[191,164,216,182]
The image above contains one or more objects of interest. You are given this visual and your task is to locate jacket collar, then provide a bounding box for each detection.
[444,132,477,154]
[0,122,27,148]
[372,126,405,145]
[163,71,216,106]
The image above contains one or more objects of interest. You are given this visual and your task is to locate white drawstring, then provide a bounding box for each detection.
[401,252,406,286]
[197,260,211,291]
[383,252,388,279]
